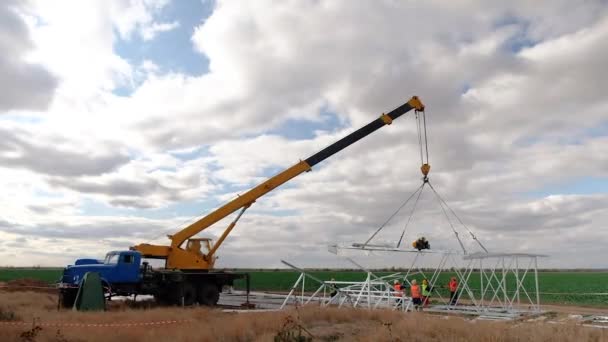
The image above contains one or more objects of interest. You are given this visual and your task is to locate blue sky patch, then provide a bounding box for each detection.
[266,110,347,140]
[79,196,221,220]
[113,0,215,96]
[170,145,211,161]
[493,14,537,53]
[585,120,608,138]
[0,114,43,124]
[514,119,608,147]
[525,177,608,198]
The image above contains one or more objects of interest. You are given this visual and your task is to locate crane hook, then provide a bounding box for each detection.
[421,163,431,178]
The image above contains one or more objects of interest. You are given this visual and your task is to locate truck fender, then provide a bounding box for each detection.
[99,278,112,295]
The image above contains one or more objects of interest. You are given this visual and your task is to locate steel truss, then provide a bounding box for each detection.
[280,251,547,320]
[422,252,547,320]
[279,260,413,312]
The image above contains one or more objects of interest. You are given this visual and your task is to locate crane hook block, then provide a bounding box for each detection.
[421,163,431,176]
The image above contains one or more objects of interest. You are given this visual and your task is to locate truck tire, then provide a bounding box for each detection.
[197,283,219,306]
[154,293,170,306]
[182,282,197,306]
[155,283,196,306]
[59,288,77,309]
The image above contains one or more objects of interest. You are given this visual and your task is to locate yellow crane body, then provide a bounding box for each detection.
[131,96,425,270]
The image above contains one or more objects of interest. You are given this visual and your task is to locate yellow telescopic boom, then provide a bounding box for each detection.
[132,96,425,270]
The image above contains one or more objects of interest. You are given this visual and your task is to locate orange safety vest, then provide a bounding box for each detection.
[449,280,458,292]
[410,284,421,298]
[393,284,403,297]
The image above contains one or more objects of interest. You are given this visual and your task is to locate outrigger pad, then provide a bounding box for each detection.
[73,272,106,311]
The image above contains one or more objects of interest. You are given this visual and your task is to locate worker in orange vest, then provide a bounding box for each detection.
[448,277,458,305]
[410,279,422,311]
[393,280,404,308]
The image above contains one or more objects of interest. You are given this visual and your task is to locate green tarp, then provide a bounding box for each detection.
[73,272,106,311]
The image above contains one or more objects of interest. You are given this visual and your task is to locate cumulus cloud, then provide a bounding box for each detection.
[0,0,607,268]
[0,125,129,177]
[43,152,219,209]
[0,1,57,112]
[112,0,178,41]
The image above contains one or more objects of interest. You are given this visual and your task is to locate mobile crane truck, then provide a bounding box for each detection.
[58,96,426,307]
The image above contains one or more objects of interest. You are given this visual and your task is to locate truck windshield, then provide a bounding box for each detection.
[104,254,120,264]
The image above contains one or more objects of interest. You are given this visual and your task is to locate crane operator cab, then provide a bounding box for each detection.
[186,238,217,262]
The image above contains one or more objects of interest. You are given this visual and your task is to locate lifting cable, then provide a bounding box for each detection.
[422,111,429,167]
[396,182,426,248]
[416,111,424,166]
[415,110,430,170]
[364,110,431,248]
[363,108,486,254]
[362,182,425,247]
[427,180,467,254]
[427,181,488,253]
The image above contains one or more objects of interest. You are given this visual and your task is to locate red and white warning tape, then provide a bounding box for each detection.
[0,319,193,328]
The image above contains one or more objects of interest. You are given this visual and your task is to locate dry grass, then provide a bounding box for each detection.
[0,291,606,342]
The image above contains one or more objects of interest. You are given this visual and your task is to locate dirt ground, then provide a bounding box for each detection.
[0,279,57,294]
[2,290,608,342]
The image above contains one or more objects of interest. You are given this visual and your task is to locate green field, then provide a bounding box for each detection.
[0,268,63,283]
[230,270,608,307]
[2,268,607,307]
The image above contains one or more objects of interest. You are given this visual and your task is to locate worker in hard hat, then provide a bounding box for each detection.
[393,279,404,308]
[410,279,422,311]
[448,277,459,305]
[421,278,432,307]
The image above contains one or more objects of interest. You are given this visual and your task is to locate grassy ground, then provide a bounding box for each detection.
[2,268,607,306]
[0,291,605,342]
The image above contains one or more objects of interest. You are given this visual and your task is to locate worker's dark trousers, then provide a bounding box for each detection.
[450,291,457,305]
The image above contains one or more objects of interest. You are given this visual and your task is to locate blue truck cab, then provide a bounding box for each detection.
[60,250,142,288]
[60,249,248,308]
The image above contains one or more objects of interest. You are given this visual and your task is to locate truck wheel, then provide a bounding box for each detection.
[154,293,170,306]
[59,289,77,309]
[182,282,196,306]
[197,283,219,306]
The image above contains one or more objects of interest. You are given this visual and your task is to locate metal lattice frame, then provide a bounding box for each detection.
[280,250,547,319]
[471,253,544,312]
[423,252,547,318]
[279,260,413,312]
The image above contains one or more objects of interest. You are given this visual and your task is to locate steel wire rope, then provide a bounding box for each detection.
[394,110,431,248]
[396,182,426,248]
[363,182,425,247]
[427,181,488,253]
[415,112,424,166]
[422,111,429,165]
[427,180,467,254]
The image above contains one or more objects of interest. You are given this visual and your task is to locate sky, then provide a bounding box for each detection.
[0,0,607,269]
